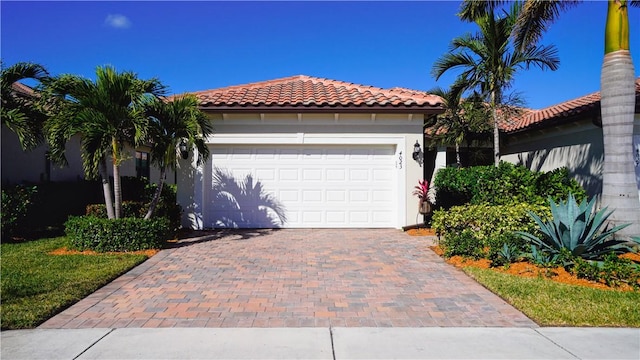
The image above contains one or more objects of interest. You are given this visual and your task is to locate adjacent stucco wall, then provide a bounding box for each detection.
[1,125,175,186]
[504,113,640,202]
[178,112,426,229]
[2,126,85,184]
[501,120,604,199]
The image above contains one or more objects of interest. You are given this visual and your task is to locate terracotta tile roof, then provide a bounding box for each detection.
[189,75,444,113]
[11,82,34,97]
[504,77,640,133]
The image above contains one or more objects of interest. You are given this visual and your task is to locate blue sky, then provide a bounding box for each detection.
[1,1,638,109]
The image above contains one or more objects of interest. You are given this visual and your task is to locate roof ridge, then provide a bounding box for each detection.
[188,75,423,96]
[186,75,444,110]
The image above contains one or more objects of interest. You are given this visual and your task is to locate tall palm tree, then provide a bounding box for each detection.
[44,66,166,219]
[1,61,49,150]
[427,85,491,166]
[461,0,640,237]
[143,94,213,219]
[432,2,560,166]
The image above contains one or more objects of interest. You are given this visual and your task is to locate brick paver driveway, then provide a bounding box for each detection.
[40,229,536,328]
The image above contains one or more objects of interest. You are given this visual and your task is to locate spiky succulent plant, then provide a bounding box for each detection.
[515,193,637,261]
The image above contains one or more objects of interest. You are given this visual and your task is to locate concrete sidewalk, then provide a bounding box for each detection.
[2,327,639,359]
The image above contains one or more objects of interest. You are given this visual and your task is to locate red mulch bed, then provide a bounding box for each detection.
[427,244,640,292]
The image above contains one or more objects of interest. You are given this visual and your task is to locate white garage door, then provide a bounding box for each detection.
[205,144,397,228]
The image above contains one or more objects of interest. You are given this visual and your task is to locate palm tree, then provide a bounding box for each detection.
[460,0,640,236]
[44,66,166,219]
[427,85,492,167]
[143,94,213,219]
[1,61,49,150]
[432,2,560,166]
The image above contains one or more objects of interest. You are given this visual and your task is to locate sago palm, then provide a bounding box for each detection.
[461,0,640,237]
[43,66,166,219]
[432,2,560,166]
[143,94,213,219]
[1,61,49,150]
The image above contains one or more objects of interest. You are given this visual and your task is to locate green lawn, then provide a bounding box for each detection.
[464,267,640,327]
[1,237,148,329]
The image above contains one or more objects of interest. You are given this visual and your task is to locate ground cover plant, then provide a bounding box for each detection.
[0,237,149,329]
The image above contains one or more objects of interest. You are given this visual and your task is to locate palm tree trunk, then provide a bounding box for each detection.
[600,1,639,238]
[144,167,166,220]
[600,50,639,237]
[113,162,122,219]
[112,138,122,219]
[455,142,461,166]
[491,91,500,167]
[99,159,115,219]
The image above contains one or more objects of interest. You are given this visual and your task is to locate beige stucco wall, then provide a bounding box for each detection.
[178,112,426,228]
[1,125,174,186]
[501,120,604,199]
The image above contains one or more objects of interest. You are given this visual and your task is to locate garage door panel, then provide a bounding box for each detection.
[206,145,397,228]
[279,169,299,181]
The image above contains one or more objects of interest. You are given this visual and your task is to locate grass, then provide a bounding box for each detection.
[1,237,149,329]
[464,267,640,327]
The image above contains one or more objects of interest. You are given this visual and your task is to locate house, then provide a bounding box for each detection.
[177,75,444,229]
[501,78,640,200]
[1,83,175,186]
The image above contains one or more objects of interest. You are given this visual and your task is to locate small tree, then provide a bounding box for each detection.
[427,85,491,167]
[44,66,167,219]
[432,2,559,166]
[143,94,213,219]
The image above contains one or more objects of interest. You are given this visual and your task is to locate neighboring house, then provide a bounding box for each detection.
[501,78,640,200]
[1,83,175,186]
[178,75,444,229]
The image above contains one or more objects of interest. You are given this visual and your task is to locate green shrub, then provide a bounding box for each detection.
[144,183,181,231]
[86,183,181,231]
[439,228,484,259]
[433,202,550,259]
[1,185,37,238]
[573,254,640,289]
[86,201,146,218]
[515,193,636,261]
[65,216,169,252]
[433,162,586,209]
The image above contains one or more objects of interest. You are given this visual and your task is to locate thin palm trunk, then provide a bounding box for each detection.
[600,50,639,237]
[99,159,115,219]
[491,91,500,166]
[113,162,122,219]
[144,167,166,220]
[455,142,461,166]
[112,138,122,219]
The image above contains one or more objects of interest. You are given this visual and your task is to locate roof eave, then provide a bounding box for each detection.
[199,105,445,115]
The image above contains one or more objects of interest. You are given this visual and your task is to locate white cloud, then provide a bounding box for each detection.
[104,14,131,29]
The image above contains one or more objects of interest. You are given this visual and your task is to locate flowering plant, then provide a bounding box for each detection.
[412,179,429,200]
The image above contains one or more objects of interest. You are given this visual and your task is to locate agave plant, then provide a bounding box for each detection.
[515,193,636,261]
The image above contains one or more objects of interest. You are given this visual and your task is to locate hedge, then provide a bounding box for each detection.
[432,202,552,258]
[65,216,169,252]
[433,162,586,209]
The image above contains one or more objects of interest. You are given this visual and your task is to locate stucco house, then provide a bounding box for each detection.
[1,83,175,186]
[177,75,444,229]
[501,78,640,200]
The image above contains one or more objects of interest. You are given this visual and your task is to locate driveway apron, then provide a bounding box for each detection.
[39,229,536,328]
